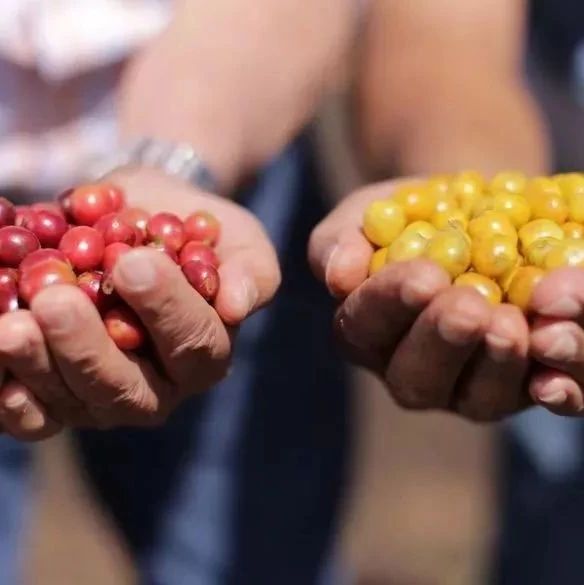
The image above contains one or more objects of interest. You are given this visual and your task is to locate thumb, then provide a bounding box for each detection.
[308,182,406,298]
[214,226,281,326]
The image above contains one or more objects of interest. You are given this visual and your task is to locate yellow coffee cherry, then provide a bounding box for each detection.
[450,171,485,216]
[524,237,562,268]
[433,192,459,215]
[393,183,436,222]
[431,209,468,231]
[490,171,528,195]
[426,174,452,195]
[543,239,584,270]
[387,231,429,263]
[471,235,519,278]
[424,229,471,279]
[492,192,531,228]
[454,273,503,305]
[524,176,564,202]
[518,219,564,254]
[556,173,584,199]
[468,211,517,243]
[470,195,495,219]
[529,191,569,224]
[363,200,406,247]
[562,222,584,239]
[498,261,521,294]
[506,266,546,313]
[567,192,584,223]
[369,248,389,275]
[403,221,437,240]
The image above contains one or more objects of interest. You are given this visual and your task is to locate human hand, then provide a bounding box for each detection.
[0,168,280,440]
[309,180,531,422]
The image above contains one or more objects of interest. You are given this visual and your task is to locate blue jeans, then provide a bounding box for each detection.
[0,139,350,584]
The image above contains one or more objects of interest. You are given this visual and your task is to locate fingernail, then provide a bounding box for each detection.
[116,250,157,292]
[486,333,515,363]
[324,245,341,294]
[4,391,27,411]
[437,312,481,345]
[538,297,581,318]
[537,380,568,406]
[21,407,45,432]
[543,332,578,361]
[401,276,436,308]
[229,278,258,320]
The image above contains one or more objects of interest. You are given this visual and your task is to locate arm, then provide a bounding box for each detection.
[119,0,358,193]
[354,0,550,178]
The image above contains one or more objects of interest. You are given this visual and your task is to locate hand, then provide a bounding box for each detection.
[309,180,531,422]
[528,268,584,416]
[0,168,280,441]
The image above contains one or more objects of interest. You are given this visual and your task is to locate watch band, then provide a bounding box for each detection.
[90,137,220,193]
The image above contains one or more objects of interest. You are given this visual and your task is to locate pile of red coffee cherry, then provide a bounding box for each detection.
[0,184,221,351]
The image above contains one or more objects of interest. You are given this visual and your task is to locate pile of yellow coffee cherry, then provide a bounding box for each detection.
[363,171,584,312]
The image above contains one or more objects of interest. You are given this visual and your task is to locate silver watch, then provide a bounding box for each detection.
[89,137,220,193]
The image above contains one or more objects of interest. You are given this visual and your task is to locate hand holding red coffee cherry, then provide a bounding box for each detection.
[0,168,280,440]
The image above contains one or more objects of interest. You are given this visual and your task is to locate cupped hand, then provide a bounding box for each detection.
[0,168,281,441]
[309,180,531,422]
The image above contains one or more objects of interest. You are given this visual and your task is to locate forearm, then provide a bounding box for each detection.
[356,66,550,178]
[119,0,357,193]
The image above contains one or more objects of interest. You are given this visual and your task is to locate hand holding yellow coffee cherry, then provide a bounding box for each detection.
[362,170,584,312]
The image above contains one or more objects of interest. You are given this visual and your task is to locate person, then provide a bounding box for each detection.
[0,0,579,583]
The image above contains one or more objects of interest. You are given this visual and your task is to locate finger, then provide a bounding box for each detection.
[309,181,410,298]
[529,368,584,416]
[215,213,281,325]
[336,259,450,371]
[454,304,530,421]
[0,310,87,424]
[385,287,491,410]
[31,285,170,427]
[112,248,231,387]
[530,267,584,320]
[530,317,584,386]
[0,380,61,441]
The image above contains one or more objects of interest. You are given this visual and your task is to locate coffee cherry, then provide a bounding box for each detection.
[424,229,471,279]
[506,266,545,313]
[562,222,584,240]
[102,184,125,211]
[403,221,437,240]
[184,211,221,246]
[468,211,517,243]
[69,184,116,226]
[19,258,76,305]
[490,171,527,195]
[102,243,132,273]
[0,197,16,228]
[147,212,185,251]
[431,209,468,231]
[77,271,114,313]
[393,184,436,222]
[59,226,105,272]
[524,237,562,268]
[529,191,569,224]
[119,207,150,241]
[471,235,519,279]
[57,188,74,219]
[454,273,502,305]
[14,206,34,228]
[104,306,145,351]
[492,192,531,228]
[20,249,69,273]
[543,239,584,270]
[31,202,66,220]
[179,241,219,268]
[387,231,429,263]
[363,200,406,247]
[518,219,564,255]
[93,213,139,246]
[182,261,220,302]
[22,210,68,248]
[0,280,18,313]
[369,248,389,275]
[0,267,17,286]
[0,227,40,267]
